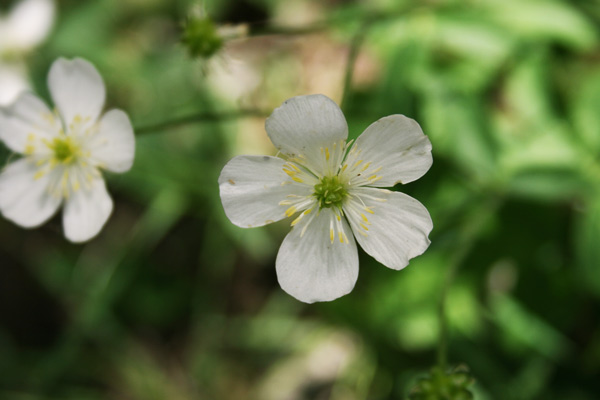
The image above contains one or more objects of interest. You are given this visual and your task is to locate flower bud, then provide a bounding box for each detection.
[181,15,223,59]
[408,364,475,400]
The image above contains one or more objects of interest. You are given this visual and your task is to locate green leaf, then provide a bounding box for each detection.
[490,293,571,359]
[506,166,588,201]
[575,193,600,297]
[422,92,497,179]
[571,71,600,151]
[483,0,597,51]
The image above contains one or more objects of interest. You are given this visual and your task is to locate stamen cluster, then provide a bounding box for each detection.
[313,175,347,209]
[48,136,79,164]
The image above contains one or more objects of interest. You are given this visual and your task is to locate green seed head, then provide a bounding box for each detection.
[314,176,348,209]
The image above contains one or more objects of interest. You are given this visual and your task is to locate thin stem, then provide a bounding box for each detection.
[340,19,373,111]
[248,22,329,37]
[244,7,417,39]
[437,196,503,369]
[134,109,269,135]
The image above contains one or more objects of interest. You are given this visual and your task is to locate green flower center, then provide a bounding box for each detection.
[50,137,78,164]
[314,176,348,209]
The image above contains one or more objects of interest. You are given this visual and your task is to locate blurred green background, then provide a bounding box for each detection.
[1,0,600,398]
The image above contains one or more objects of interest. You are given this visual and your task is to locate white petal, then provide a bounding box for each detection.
[48,58,106,127]
[351,115,432,186]
[346,189,432,270]
[0,92,60,154]
[62,175,113,243]
[265,94,348,174]
[4,0,55,51]
[0,63,29,106]
[87,109,135,172]
[219,155,312,228]
[276,209,358,303]
[0,158,61,227]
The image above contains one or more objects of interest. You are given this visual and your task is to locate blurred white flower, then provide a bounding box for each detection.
[0,58,135,242]
[219,94,433,303]
[0,0,55,55]
[0,62,28,105]
[0,0,55,105]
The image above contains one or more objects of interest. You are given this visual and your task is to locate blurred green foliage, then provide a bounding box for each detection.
[1,0,600,399]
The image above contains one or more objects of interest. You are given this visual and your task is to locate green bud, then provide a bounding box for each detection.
[408,364,475,400]
[181,16,223,59]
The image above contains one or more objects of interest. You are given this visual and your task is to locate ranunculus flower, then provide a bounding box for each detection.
[219,94,433,303]
[0,58,135,242]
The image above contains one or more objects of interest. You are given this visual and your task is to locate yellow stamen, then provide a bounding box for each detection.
[285,206,297,217]
[291,214,303,226]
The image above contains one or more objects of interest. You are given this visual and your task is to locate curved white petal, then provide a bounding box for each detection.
[219,155,313,228]
[346,188,432,270]
[0,92,60,154]
[350,115,432,187]
[265,94,348,174]
[5,0,55,51]
[87,109,135,172]
[0,158,61,228]
[48,58,106,127]
[0,63,29,106]
[62,175,113,243]
[276,209,358,303]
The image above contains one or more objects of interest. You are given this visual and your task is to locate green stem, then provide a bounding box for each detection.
[134,109,269,135]
[340,19,373,111]
[248,22,329,37]
[437,196,503,369]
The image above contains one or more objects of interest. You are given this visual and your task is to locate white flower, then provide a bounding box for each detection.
[0,0,55,55]
[0,62,28,105]
[0,0,55,105]
[0,57,135,242]
[219,94,433,303]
